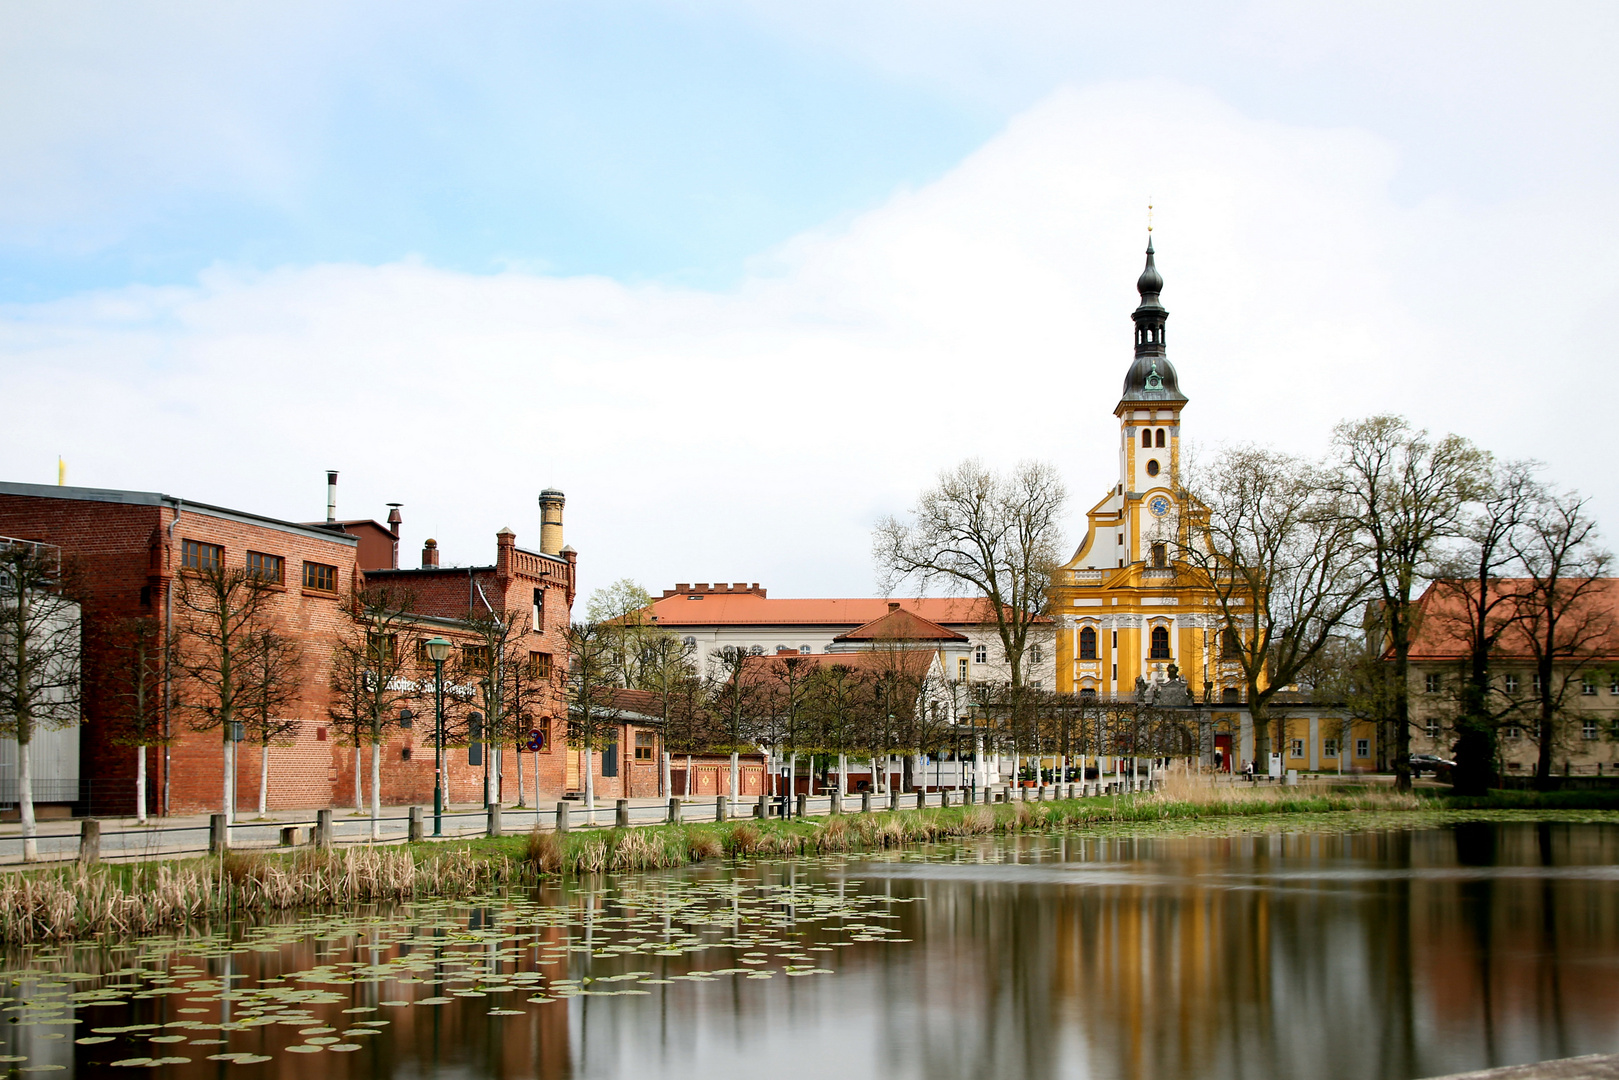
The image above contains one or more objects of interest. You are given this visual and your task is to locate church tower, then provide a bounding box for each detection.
[1050,238,1217,701]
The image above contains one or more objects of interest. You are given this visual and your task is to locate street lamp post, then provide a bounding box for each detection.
[425,636,452,836]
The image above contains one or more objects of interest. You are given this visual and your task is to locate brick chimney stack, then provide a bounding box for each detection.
[422,538,439,568]
[386,503,402,569]
[538,489,565,555]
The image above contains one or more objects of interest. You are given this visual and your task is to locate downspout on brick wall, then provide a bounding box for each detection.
[163,497,181,817]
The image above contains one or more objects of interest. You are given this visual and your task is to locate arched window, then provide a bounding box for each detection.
[748,645,764,656]
[1155,428,1166,448]
[1221,627,1242,659]
[1079,626,1097,659]
[974,644,987,664]
[682,636,696,651]
[1141,428,1152,448]
[1150,625,1171,659]
[1151,542,1167,568]
[799,645,811,655]
[1080,686,1097,702]
[1222,686,1240,704]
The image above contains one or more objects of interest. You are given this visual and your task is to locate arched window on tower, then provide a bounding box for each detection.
[1150,625,1171,660]
[1079,626,1097,660]
[1155,428,1166,447]
[1141,428,1152,448]
[1151,542,1167,568]
[1221,627,1242,659]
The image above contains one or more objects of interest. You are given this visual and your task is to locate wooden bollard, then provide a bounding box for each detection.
[79,819,100,864]
[888,789,899,811]
[715,795,728,822]
[556,802,570,833]
[209,813,229,854]
[796,792,807,817]
[487,802,504,837]
[860,791,872,814]
[616,799,630,828]
[314,808,333,848]
[667,797,682,824]
[915,790,926,809]
[407,806,424,842]
[755,794,767,819]
[828,789,841,814]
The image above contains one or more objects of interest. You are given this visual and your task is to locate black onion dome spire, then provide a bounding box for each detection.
[1121,237,1187,403]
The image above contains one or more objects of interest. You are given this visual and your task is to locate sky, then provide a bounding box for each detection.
[2,1,1615,603]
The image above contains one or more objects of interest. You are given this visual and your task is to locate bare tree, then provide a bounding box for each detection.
[455,607,529,808]
[637,633,696,796]
[173,561,279,824]
[807,662,868,796]
[705,645,767,810]
[1429,460,1540,794]
[1178,445,1368,775]
[240,628,303,817]
[587,578,659,689]
[874,459,1066,694]
[1333,416,1487,791]
[94,616,172,824]
[328,585,419,837]
[503,642,561,807]
[564,621,621,823]
[1510,489,1614,790]
[0,540,82,861]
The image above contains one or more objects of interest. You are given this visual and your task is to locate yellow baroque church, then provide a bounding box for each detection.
[1051,239,1379,774]
[1050,237,1237,701]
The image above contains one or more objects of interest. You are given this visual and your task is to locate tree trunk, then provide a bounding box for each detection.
[1252,701,1272,776]
[19,737,36,862]
[584,747,596,824]
[353,740,363,813]
[686,753,693,796]
[729,750,739,812]
[516,747,525,808]
[1391,630,1413,792]
[224,735,236,826]
[258,740,269,815]
[136,745,148,824]
[370,740,381,841]
[1535,661,1557,791]
[660,750,670,799]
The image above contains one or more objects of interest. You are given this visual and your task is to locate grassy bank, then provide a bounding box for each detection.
[5,784,1617,945]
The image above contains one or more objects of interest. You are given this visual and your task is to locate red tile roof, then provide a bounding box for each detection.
[1407,578,1619,660]
[645,593,1036,628]
[833,606,967,643]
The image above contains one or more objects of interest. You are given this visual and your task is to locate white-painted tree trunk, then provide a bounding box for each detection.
[685,754,692,796]
[516,748,525,808]
[837,753,847,796]
[19,739,36,861]
[369,741,381,841]
[729,750,739,813]
[353,743,363,813]
[584,748,596,825]
[660,751,670,799]
[135,745,147,824]
[223,737,235,827]
[258,742,269,816]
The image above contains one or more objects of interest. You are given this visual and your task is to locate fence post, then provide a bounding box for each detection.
[279,826,300,846]
[860,791,872,814]
[796,792,807,817]
[79,819,100,864]
[828,789,841,815]
[915,790,925,809]
[556,802,570,834]
[408,806,424,842]
[208,813,229,854]
[616,799,630,828]
[487,803,503,837]
[715,795,728,822]
[314,809,333,848]
[668,798,682,824]
[754,794,767,819]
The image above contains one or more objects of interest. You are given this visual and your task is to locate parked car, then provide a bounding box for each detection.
[1410,753,1456,779]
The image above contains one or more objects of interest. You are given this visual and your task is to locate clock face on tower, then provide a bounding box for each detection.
[1149,495,1171,517]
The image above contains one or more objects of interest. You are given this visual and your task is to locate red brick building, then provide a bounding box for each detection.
[0,480,607,815]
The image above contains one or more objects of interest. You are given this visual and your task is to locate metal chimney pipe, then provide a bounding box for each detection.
[326,471,338,524]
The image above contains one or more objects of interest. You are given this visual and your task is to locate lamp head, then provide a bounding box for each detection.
[425,636,452,663]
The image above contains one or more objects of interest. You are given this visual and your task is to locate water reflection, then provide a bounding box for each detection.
[1,821,1616,1080]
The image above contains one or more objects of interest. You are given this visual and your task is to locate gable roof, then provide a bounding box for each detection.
[1407,578,1619,661]
[832,606,967,643]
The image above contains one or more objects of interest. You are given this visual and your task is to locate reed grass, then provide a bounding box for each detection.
[0,845,510,946]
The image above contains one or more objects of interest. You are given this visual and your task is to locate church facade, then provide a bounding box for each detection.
[1048,240,1378,774]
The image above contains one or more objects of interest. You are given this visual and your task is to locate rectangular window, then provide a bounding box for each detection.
[974,645,987,664]
[245,551,283,584]
[1424,673,1442,694]
[1582,679,1598,696]
[602,738,619,778]
[1031,680,1043,691]
[462,645,491,671]
[529,651,553,679]
[532,587,544,631]
[1583,719,1598,740]
[1355,739,1370,759]
[366,633,396,665]
[1534,673,1544,694]
[957,658,969,681]
[1290,738,1304,758]
[1611,678,1619,695]
[1323,739,1338,758]
[468,712,484,767]
[1221,628,1242,660]
[1079,687,1097,702]
[635,731,655,761]
[1503,674,1519,694]
[1504,725,1522,739]
[302,561,338,592]
[181,540,223,572]
[1424,719,1439,739]
[1222,687,1240,704]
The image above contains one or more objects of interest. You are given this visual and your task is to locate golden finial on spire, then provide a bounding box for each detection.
[1147,198,1154,233]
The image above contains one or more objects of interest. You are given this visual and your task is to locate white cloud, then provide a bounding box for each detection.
[2,81,1612,601]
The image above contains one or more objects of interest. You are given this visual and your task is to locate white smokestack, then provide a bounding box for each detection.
[326,470,338,524]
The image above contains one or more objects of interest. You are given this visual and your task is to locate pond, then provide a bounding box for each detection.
[3,818,1618,1080]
